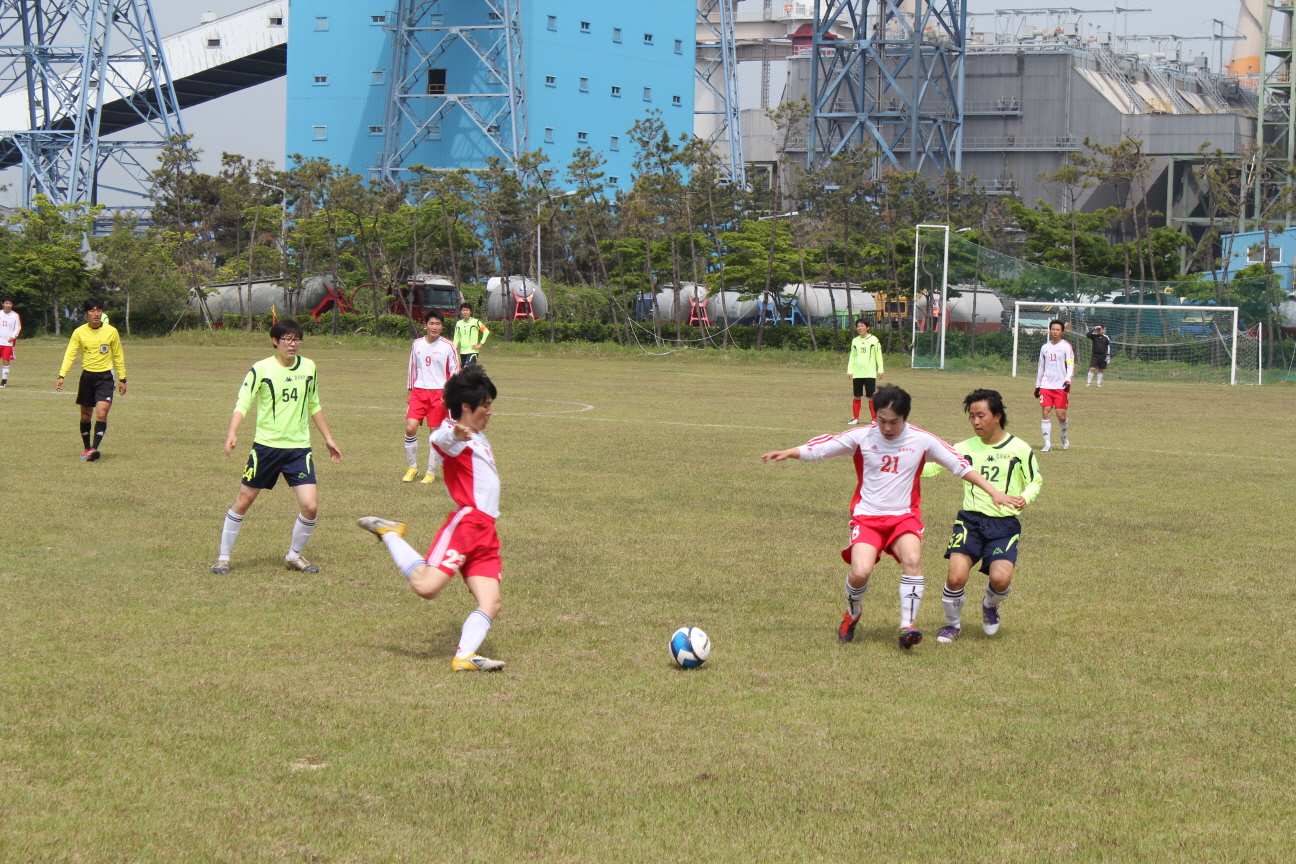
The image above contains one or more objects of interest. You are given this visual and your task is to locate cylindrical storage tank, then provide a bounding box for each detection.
[192,277,331,319]
[486,275,548,319]
[1279,293,1296,333]
[651,283,710,322]
[914,287,1003,334]
[706,290,761,324]
[793,283,877,321]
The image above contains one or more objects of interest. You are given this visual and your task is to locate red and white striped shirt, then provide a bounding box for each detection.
[799,423,970,517]
[430,419,500,519]
[408,336,459,390]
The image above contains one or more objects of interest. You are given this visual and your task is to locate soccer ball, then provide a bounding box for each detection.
[669,626,711,669]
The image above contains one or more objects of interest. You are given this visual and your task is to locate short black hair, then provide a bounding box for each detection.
[872,384,911,419]
[270,319,304,341]
[425,308,444,323]
[964,388,1007,429]
[1049,319,1065,331]
[443,364,497,420]
[459,302,473,312]
[83,297,104,313]
[856,316,872,328]
[1,297,12,304]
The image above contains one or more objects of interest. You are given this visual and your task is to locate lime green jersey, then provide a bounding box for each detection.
[234,355,322,449]
[848,334,883,378]
[453,317,490,354]
[921,433,1041,517]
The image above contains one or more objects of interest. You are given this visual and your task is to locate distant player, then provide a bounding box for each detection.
[921,389,1038,643]
[403,309,460,483]
[761,384,1016,649]
[212,319,343,575]
[1085,324,1111,387]
[55,298,126,461]
[453,302,490,366]
[846,317,883,425]
[358,365,507,672]
[0,298,20,387]
[1034,319,1074,451]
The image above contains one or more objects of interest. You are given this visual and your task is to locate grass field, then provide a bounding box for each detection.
[2,334,1293,862]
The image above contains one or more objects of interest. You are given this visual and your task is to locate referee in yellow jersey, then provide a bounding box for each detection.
[55,298,126,461]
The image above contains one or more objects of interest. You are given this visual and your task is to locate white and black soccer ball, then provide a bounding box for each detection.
[669,626,711,669]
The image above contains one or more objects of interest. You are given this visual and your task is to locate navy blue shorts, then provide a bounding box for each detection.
[944,509,1021,573]
[242,443,316,490]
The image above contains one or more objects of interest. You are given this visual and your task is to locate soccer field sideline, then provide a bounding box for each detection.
[1,338,1293,861]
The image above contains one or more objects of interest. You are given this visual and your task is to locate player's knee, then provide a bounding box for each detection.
[848,562,874,584]
[299,503,318,520]
[897,551,922,572]
[407,566,444,599]
[478,595,501,618]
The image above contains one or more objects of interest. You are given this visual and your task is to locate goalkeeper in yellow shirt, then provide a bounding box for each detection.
[55,298,126,461]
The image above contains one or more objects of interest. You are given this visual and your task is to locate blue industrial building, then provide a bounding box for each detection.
[1214,228,1296,294]
[286,0,697,189]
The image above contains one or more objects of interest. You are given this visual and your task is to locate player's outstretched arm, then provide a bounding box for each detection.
[761,447,801,462]
[960,470,1022,511]
[224,411,245,456]
[311,410,343,462]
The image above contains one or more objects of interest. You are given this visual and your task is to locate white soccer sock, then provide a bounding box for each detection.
[942,585,966,627]
[1060,419,1069,438]
[1,366,8,381]
[899,574,924,628]
[427,432,443,474]
[1096,372,1103,386]
[381,531,427,579]
[404,435,418,468]
[1086,370,1094,385]
[455,609,493,659]
[984,583,1011,608]
[219,509,243,560]
[845,578,868,618]
[1040,419,1051,446]
[288,514,316,558]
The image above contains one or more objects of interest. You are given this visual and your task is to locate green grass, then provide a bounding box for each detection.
[1,336,1293,862]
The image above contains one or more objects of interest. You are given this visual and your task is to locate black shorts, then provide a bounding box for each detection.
[1091,357,1109,370]
[852,377,877,399]
[242,443,317,490]
[461,353,479,366]
[944,510,1022,573]
[76,370,115,408]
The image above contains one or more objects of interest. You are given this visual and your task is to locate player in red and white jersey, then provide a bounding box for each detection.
[358,365,507,672]
[762,384,1016,650]
[402,310,460,483]
[0,298,21,387]
[1034,320,1075,451]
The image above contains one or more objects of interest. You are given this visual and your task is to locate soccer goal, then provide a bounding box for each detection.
[911,224,950,369]
[1010,302,1261,386]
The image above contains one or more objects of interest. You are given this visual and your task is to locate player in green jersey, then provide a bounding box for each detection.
[846,317,883,425]
[453,302,490,366]
[921,388,1040,642]
[211,319,343,575]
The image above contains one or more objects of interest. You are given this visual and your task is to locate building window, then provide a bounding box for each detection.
[581,21,591,33]
[488,12,502,21]
[672,95,681,106]
[545,75,556,87]
[207,38,222,48]
[577,131,588,143]
[644,33,653,44]
[675,39,683,53]
[430,13,443,25]
[613,28,622,42]
[313,126,327,140]
[313,75,329,85]
[547,15,556,30]
[643,87,652,101]
[545,127,555,143]
[427,69,446,95]
[368,125,383,135]
[429,124,442,141]
[314,17,328,31]
[371,70,385,85]
[579,77,589,92]
[370,15,386,25]
[610,136,619,151]
[1248,244,1282,264]
[609,176,619,185]
[611,85,621,97]
[268,17,283,27]
[487,124,500,134]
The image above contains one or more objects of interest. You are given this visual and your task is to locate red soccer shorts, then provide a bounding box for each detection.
[842,511,925,564]
[425,507,502,581]
[1039,388,1069,409]
[406,387,448,424]
[0,345,13,361]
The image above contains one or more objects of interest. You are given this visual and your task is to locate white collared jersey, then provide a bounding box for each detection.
[0,310,20,345]
[1036,339,1075,389]
[430,419,500,519]
[408,336,459,390]
[799,423,970,517]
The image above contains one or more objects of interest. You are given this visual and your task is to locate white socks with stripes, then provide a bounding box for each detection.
[456,610,492,659]
[381,531,427,579]
[845,577,868,619]
[404,435,418,468]
[288,514,316,558]
[218,509,243,561]
[985,584,1011,608]
[942,585,966,627]
[899,575,924,628]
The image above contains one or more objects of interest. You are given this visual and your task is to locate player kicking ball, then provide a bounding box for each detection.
[358,365,506,672]
[921,389,1037,642]
[761,385,1016,649]
[403,309,459,483]
[212,319,343,575]
[1035,319,1075,451]
[55,298,126,460]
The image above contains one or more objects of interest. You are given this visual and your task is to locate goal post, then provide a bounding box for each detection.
[911,224,950,370]
[1010,302,1259,385]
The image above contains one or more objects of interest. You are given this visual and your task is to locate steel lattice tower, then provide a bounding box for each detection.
[808,0,965,175]
[695,0,744,186]
[0,0,184,206]
[378,0,527,180]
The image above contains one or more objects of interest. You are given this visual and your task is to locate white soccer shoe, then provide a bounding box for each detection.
[285,556,319,573]
[846,418,860,426]
[1040,444,1052,452]
[356,516,407,539]
[1061,436,1070,450]
[452,653,505,672]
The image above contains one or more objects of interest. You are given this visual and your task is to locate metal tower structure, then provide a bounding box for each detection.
[695,0,745,186]
[807,0,966,175]
[378,0,527,181]
[0,0,184,206]
[1255,0,1294,227]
